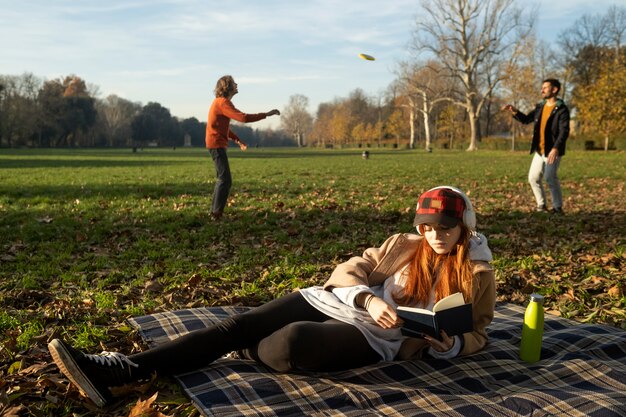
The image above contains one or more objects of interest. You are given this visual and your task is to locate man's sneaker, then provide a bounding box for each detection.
[48,339,138,407]
[550,207,564,215]
[535,205,548,212]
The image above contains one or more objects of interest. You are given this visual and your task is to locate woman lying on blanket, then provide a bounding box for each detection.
[49,186,495,407]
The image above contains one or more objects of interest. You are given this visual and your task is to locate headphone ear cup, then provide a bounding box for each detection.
[464,209,476,231]
[438,186,475,231]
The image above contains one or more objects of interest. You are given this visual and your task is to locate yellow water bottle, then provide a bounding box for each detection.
[520,293,544,363]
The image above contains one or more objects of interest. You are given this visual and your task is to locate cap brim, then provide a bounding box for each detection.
[413,213,460,228]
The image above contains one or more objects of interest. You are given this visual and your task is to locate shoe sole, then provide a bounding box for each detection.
[48,339,108,407]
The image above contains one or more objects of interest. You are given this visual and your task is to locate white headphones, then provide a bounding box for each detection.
[415,186,476,234]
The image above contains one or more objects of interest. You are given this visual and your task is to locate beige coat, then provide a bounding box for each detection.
[323,233,496,360]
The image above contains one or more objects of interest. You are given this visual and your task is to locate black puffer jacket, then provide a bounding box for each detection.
[514,99,570,156]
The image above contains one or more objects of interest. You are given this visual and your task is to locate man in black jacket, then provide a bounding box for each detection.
[502,79,570,214]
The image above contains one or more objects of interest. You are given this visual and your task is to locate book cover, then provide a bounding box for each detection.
[397,292,473,340]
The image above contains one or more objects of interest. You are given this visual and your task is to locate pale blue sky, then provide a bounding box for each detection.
[0,0,618,129]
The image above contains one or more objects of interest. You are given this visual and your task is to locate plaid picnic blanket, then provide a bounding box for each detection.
[128,303,626,417]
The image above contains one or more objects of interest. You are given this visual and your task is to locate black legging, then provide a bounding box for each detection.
[129,292,381,377]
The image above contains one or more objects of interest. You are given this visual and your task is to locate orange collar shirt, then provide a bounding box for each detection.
[205,97,267,148]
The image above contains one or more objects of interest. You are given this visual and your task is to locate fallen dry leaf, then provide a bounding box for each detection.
[608,286,622,297]
[127,392,170,417]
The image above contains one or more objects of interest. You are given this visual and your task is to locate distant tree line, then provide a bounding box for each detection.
[1,2,624,150]
[0,75,295,148]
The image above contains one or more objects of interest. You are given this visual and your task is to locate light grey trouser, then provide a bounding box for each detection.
[528,152,562,209]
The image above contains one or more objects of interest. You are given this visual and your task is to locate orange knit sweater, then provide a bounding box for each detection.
[205,97,267,148]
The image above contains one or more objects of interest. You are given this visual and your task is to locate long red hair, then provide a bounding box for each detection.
[393,225,475,306]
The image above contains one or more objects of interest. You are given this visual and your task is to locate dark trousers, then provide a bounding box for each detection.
[209,148,231,214]
[129,292,380,377]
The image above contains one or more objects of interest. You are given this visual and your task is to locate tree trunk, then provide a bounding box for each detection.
[467,111,480,151]
[511,119,516,151]
[409,109,416,149]
[485,100,492,137]
[422,93,431,150]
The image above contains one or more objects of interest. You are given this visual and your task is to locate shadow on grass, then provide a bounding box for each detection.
[0,158,200,169]
[234,149,418,159]
[0,147,417,168]
[0,182,209,199]
[2,198,623,274]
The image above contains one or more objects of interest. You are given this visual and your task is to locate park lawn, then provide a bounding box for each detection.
[0,147,624,416]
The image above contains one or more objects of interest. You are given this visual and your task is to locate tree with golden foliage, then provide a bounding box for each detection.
[385,108,408,148]
[575,57,626,151]
[329,102,353,146]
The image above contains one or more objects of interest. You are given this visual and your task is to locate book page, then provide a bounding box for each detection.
[397,305,434,316]
[432,292,465,312]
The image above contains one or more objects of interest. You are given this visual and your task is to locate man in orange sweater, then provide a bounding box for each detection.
[206,75,280,219]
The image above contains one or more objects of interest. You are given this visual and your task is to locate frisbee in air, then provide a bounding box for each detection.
[358,53,376,61]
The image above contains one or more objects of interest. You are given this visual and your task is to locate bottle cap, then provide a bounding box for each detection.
[530,293,544,304]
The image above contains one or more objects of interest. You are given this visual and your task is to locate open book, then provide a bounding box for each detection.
[396,292,473,340]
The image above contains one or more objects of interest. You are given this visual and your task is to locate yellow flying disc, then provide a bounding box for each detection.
[358,53,375,61]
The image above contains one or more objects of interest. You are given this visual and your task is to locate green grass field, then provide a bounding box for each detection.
[1,147,624,415]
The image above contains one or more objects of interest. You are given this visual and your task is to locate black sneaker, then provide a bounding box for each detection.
[48,339,138,407]
[535,205,547,212]
[550,207,564,215]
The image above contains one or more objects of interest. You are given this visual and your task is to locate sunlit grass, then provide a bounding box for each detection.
[0,147,624,342]
[0,146,624,416]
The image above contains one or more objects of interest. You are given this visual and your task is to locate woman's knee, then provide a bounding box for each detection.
[257,322,313,372]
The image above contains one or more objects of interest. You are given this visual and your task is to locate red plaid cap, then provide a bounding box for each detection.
[413,188,466,228]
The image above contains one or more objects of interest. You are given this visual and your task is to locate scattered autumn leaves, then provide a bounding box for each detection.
[482,178,625,328]
[0,149,623,416]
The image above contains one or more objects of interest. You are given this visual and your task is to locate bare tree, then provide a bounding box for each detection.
[281,94,313,147]
[97,95,141,147]
[0,73,41,147]
[396,61,452,149]
[559,5,626,78]
[558,12,610,88]
[411,0,535,150]
[557,5,625,134]
[500,35,550,148]
[606,5,626,62]
[558,6,626,148]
